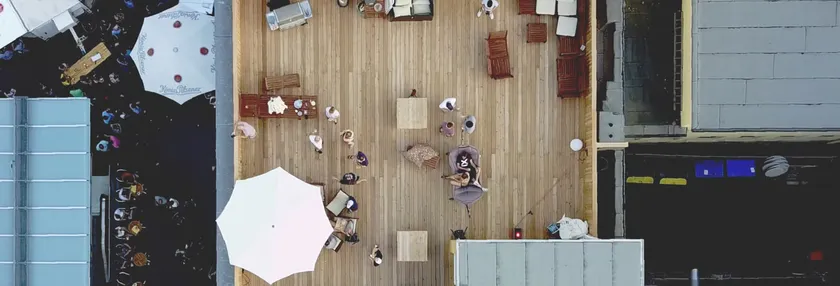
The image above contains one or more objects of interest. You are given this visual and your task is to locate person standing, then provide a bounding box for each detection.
[309,129,323,154]
[477,0,499,19]
[462,115,477,134]
[369,245,383,267]
[334,172,366,185]
[348,151,369,168]
[325,106,340,124]
[439,98,459,112]
[340,129,355,148]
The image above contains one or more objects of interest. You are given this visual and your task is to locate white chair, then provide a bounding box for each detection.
[536,0,555,15]
[557,0,577,16]
[556,16,578,37]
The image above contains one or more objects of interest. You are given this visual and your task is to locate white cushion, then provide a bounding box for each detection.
[556,16,578,37]
[413,0,431,5]
[393,5,413,17]
[413,4,431,14]
[557,0,576,16]
[536,0,555,15]
[395,0,412,6]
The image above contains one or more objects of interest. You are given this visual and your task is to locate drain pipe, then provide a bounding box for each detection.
[691,268,699,286]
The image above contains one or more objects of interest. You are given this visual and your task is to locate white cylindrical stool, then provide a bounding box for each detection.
[570,139,584,152]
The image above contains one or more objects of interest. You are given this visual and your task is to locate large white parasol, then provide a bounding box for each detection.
[130,4,215,105]
[216,167,334,284]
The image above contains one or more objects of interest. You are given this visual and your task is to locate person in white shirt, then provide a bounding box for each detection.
[325,106,340,124]
[439,98,459,112]
[309,129,323,154]
[231,121,256,139]
[477,0,499,20]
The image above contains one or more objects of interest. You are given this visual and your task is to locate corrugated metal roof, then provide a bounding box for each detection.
[0,98,91,286]
[455,240,644,286]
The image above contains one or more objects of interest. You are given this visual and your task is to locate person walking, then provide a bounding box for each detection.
[462,115,477,134]
[325,106,340,124]
[440,121,456,137]
[348,151,369,168]
[477,0,500,19]
[439,98,459,112]
[369,245,383,267]
[334,172,367,185]
[309,129,323,154]
[231,121,257,139]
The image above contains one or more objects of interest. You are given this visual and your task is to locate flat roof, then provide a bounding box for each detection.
[691,0,840,131]
[0,98,92,285]
[455,240,644,286]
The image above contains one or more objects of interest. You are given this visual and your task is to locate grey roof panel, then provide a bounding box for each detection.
[525,243,555,286]
[27,209,89,234]
[696,1,837,28]
[584,243,613,286]
[0,154,12,180]
[697,28,805,54]
[0,183,11,207]
[556,243,585,286]
[745,79,840,104]
[27,154,89,180]
[0,127,11,153]
[497,243,526,286]
[465,243,497,286]
[25,99,90,125]
[0,103,12,125]
[805,27,840,52]
[28,264,90,285]
[692,0,840,131]
[27,236,89,261]
[457,240,644,286]
[0,210,11,234]
[26,182,91,207]
[27,126,90,152]
[613,242,644,286]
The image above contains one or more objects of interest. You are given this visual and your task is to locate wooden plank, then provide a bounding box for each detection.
[264,74,301,90]
[64,42,112,84]
[232,0,594,284]
[596,142,629,149]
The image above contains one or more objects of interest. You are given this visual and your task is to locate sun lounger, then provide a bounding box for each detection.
[486,31,513,80]
[326,189,350,216]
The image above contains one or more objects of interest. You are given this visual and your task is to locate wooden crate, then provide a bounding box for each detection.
[264,74,301,90]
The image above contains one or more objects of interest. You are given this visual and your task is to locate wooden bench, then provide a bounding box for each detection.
[422,156,440,169]
[556,55,588,98]
[486,31,513,80]
[527,23,547,43]
[64,42,112,84]
[264,74,301,90]
[239,94,318,119]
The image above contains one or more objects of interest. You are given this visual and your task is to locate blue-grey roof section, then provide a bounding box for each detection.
[0,98,92,286]
[214,0,235,285]
[455,240,644,286]
[692,0,840,131]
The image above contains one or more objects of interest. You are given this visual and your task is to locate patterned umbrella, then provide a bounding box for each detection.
[130,4,215,104]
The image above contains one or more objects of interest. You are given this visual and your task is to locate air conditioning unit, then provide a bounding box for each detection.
[266,0,313,31]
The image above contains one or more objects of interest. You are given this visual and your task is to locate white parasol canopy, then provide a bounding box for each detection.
[216,167,334,284]
[0,0,27,48]
[130,4,215,105]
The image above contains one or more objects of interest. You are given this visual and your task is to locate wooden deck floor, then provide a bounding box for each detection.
[232,1,595,285]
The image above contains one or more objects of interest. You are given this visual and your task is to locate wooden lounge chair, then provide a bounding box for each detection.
[264,74,301,90]
[486,31,513,80]
[333,217,357,236]
[403,144,440,169]
[556,55,588,98]
[326,189,350,217]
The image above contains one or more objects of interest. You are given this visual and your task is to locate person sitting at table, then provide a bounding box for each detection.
[115,243,134,260]
[116,169,137,185]
[114,207,136,222]
[345,233,360,244]
[115,226,133,240]
[116,188,132,202]
[339,129,355,148]
[346,196,359,212]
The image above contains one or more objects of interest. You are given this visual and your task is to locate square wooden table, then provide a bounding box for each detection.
[397,231,428,261]
[396,98,428,129]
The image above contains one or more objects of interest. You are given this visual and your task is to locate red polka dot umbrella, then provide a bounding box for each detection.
[129,4,215,105]
[0,0,29,49]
